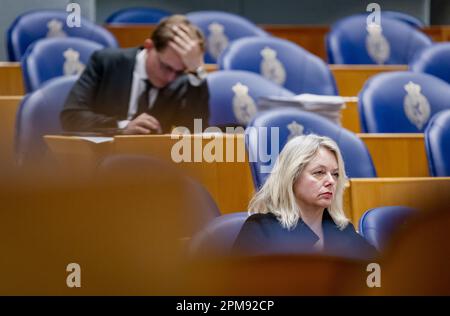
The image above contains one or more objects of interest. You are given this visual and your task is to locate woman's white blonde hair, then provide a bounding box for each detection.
[248,134,350,230]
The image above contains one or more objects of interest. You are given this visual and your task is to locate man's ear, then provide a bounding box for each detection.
[144,39,154,50]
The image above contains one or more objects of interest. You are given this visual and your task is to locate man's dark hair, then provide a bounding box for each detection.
[151,15,205,52]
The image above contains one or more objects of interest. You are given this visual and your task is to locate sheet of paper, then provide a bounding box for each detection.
[79,137,114,144]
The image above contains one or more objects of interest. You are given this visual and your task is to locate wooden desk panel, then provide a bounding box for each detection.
[423,26,445,42]
[358,134,428,177]
[330,65,408,97]
[113,135,254,214]
[44,135,113,179]
[45,135,255,214]
[347,177,450,228]
[443,26,450,41]
[204,64,217,73]
[422,26,450,42]
[0,96,22,167]
[341,100,360,133]
[0,63,24,96]
[262,24,329,60]
[105,25,156,48]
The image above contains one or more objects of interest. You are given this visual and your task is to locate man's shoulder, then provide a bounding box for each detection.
[92,47,140,63]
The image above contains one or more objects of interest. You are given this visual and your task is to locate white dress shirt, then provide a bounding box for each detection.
[118,49,206,129]
[118,49,158,128]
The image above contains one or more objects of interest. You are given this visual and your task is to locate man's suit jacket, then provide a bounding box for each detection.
[60,47,209,133]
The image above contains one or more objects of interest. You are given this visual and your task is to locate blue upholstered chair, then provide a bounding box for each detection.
[382,11,424,28]
[410,43,450,85]
[358,71,450,133]
[207,70,294,128]
[105,7,171,24]
[424,110,450,176]
[359,206,417,251]
[7,10,117,61]
[15,76,77,166]
[189,212,248,257]
[246,108,376,189]
[21,37,103,92]
[186,11,269,63]
[326,14,431,64]
[218,36,338,95]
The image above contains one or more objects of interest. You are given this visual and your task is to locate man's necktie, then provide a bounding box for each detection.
[136,79,152,116]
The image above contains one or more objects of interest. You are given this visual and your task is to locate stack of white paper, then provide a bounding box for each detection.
[257,93,348,125]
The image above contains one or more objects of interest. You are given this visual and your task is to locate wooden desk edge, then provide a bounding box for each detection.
[357,133,424,139]
[350,177,450,183]
[330,64,409,71]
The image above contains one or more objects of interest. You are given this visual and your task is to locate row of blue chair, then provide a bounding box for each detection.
[7,9,268,64]
[104,8,429,65]
[20,33,450,133]
[105,8,425,29]
[21,35,337,94]
[9,9,431,65]
[7,10,118,62]
[14,9,443,96]
[15,72,450,179]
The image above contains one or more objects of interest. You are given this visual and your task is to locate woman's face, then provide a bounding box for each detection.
[293,147,339,211]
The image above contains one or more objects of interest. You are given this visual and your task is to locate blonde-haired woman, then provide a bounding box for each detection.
[233,134,377,259]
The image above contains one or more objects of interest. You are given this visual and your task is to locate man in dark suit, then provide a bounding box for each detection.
[61,15,209,134]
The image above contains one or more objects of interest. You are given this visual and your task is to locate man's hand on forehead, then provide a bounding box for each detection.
[169,24,204,72]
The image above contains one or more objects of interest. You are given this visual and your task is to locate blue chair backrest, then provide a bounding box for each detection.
[15,76,77,165]
[218,36,337,95]
[189,212,248,256]
[105,7,171,24]
[326,14,431,64]
[424,110,450,176]
[410,43,450,85]
[358,71,450,133]
[359,206,416,251]
[186,11,269,64]
[207,70,294,127]
[382,11,424,28]
[246,108,376,189]
[21,37,103,92]
[7,9,117,61]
